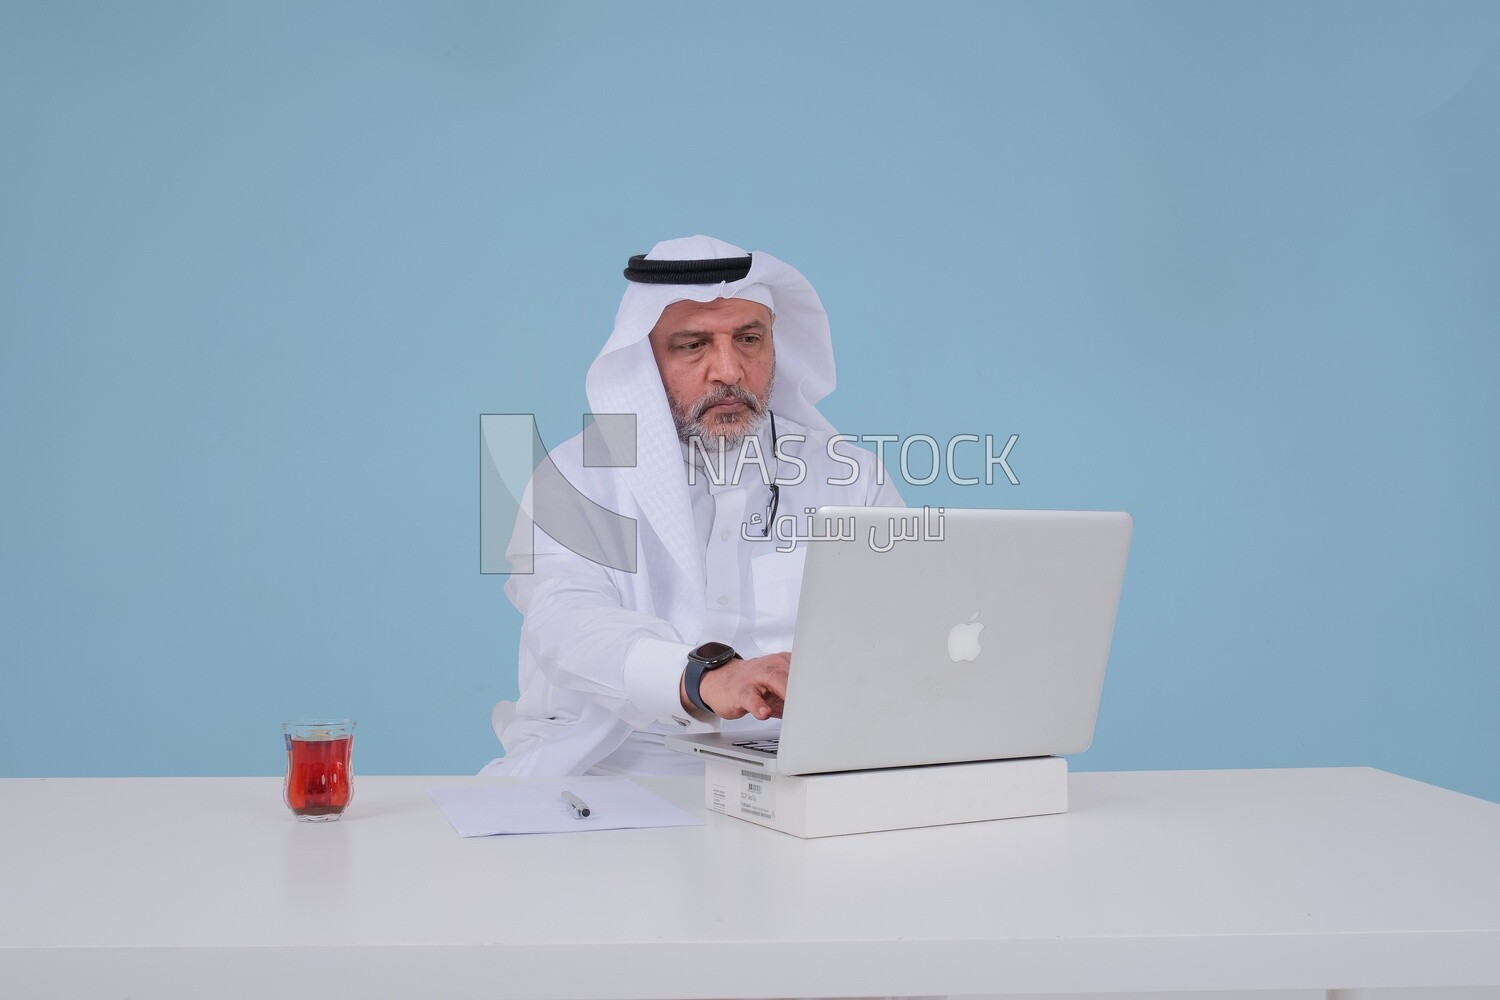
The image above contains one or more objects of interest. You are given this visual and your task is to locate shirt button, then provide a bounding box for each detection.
[720,529,730,541]
[717,596,728,606]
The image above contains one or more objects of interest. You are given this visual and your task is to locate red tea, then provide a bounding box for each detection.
[284,735,353,817]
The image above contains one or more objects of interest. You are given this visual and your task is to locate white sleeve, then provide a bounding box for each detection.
[507,532,716,732]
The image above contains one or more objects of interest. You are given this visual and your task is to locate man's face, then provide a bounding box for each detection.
[648,297,775,445]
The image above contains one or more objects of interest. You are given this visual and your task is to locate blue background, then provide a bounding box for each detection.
[3,1,1496,800]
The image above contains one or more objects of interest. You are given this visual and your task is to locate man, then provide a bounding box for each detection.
[482,235,902,776]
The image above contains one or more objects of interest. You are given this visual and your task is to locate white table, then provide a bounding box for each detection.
[2,768,1497,999]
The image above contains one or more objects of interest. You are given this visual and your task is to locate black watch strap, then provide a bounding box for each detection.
[685,642,738,715]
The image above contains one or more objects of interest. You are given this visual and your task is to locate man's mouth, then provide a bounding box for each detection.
[693,392,757,420]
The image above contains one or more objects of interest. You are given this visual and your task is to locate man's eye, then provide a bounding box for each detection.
[677,341,705,352]
[738,334,761,346]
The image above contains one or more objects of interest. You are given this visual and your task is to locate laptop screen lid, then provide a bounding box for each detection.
[668,507,1132,775]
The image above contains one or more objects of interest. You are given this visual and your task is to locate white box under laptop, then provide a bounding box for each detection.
[668,507,1133,838]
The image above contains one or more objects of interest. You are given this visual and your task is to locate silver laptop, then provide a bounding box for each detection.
[666,507,1132,775]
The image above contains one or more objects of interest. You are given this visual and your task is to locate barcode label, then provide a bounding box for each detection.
[739,768,775,819]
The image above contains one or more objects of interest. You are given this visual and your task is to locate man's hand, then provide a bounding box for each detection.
[681,652,790,721]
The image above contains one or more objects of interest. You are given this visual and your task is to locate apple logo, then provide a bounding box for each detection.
[947,611,984,663]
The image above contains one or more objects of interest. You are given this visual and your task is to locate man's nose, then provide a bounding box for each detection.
[705,337,744,385]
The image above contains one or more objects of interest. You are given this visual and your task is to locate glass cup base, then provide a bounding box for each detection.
[293,810,346,823]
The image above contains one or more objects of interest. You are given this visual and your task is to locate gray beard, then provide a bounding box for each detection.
[671,368,775,446]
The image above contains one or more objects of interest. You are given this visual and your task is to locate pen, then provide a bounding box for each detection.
[561,790,591,819]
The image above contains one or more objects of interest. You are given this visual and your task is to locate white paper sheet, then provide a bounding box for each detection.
[429,779,704,837]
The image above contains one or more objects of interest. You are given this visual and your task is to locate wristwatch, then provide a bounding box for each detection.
[684,641,740,715]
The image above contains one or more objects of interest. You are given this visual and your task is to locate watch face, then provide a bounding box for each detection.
[692,641,735,664]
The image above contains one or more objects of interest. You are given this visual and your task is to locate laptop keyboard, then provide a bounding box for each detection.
[733,739,780,755]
